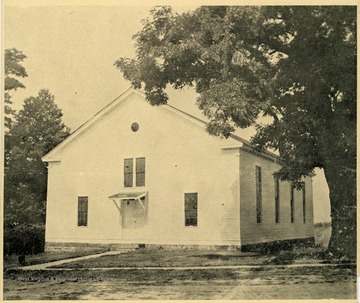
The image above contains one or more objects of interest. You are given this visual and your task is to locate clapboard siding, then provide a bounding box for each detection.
[239,149,314,245]
[45,89,314,249]
[45,92,241,246]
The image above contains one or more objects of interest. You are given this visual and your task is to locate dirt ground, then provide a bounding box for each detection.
[4,265,356,300]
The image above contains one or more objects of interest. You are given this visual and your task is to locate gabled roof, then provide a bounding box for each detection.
[42,87,278,162]
[42,87,139,162]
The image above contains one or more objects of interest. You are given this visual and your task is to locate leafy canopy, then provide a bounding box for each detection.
[4,89,70,254]
[115,6,356,184]
[6,89,70,195]
[5,48,28,91]
[4,48,28,128]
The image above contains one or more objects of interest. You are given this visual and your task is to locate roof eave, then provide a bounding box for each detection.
[42,87,144,163]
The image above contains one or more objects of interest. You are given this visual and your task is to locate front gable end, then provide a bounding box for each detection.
[42,88,243,163]
[42,88,143,162]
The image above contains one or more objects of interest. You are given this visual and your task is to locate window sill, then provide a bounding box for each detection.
[123,186,146,188]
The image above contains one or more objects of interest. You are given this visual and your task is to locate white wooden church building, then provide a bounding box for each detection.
[42,88,314,251]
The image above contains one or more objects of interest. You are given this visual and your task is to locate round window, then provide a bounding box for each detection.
[131,122,139,132]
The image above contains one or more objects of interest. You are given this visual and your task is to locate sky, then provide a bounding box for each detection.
[4,5,199,129]
[3,4,331,222]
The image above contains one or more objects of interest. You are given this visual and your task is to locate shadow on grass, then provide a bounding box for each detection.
[193,253,260,261]
[262,248,356,265]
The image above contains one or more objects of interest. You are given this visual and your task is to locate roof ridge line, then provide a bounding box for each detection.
[69,86,139,136]
[42,87,278,162]
[164,103,252,146]
[42,87,141,161]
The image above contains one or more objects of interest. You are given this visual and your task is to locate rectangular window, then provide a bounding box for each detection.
[274,176,280,223]
[78,196,88,227]
[302,184,306,223]
[256,166,262,223]
[290,184,295,223]
[185,193,198,227]
[136,157,145,186]
[124,158,133,187]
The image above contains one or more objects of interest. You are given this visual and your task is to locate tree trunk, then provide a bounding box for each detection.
[323,164,356,260]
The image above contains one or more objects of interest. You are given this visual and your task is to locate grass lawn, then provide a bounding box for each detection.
[4,247,356,300]
[3,248,108,270]
[48,246,335,269]
[49,249,268,268]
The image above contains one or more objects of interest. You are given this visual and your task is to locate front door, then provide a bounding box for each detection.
[121,199,146,241]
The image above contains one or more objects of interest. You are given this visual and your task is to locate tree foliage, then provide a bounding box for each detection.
[4,48,28,129]
[115,6,356,259]
[4,89,70,255]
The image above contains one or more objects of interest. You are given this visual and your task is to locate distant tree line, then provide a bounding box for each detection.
[4,48,70,255]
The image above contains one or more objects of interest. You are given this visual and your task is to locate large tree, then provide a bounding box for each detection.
[115,6,356,259]
[4,48,28,129]
[4,89,70,254]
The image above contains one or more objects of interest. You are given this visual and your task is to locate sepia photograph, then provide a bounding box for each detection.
[2,1,357,300]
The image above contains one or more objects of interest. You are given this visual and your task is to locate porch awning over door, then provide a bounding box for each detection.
[108,192,147,212]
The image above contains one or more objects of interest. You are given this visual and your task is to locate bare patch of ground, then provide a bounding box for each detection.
[4,248,356,299]
[4,265,356,300]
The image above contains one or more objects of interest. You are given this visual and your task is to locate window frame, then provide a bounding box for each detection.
[255,166,262,224]
[290,184,295,223]
[124,157,146,187]
[124,158,134,187]
[274,175,280,223]
[136,157,145,187]
[184,193,198,227]
[302,183,306,223]
[77,196,88,227]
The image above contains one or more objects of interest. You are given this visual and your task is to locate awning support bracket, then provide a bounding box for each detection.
[108,192,147,214]
[136,198,146,211]
[112,199,121,212]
